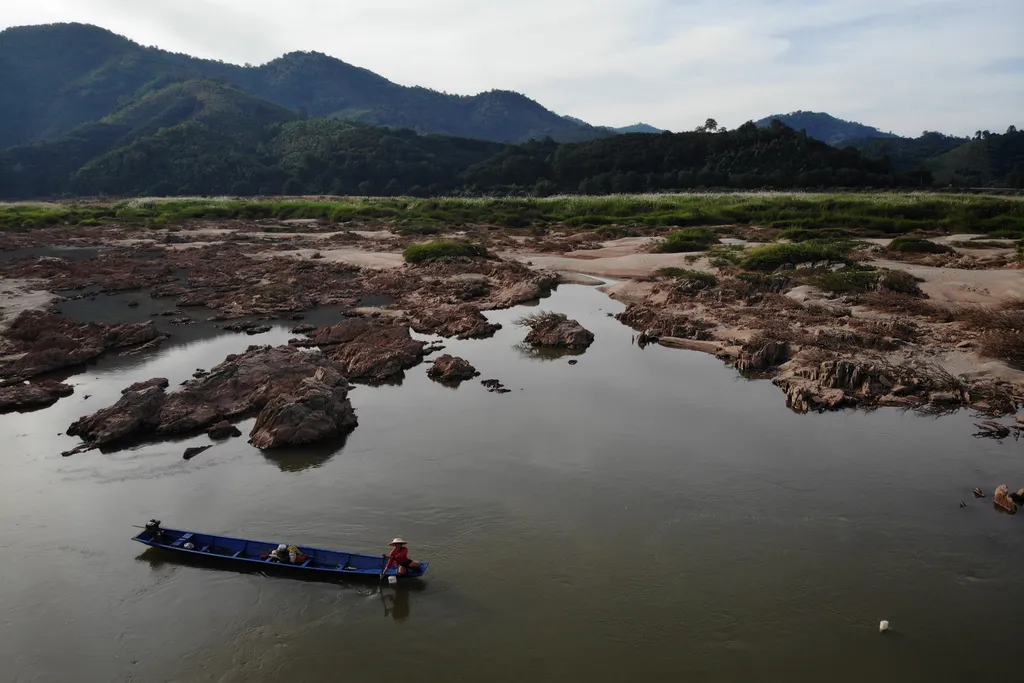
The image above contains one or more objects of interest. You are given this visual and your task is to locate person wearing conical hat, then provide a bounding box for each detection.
[383,537,421,576]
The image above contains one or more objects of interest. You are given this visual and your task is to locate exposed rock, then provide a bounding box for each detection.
[0,380,74,411]
[427,355,480,384]
[120,334,170,356]
[481,379,511,394]
[737,338,789,373]
[223,320,272,335]
[411,304,501,340]
[974,421,1011,440]
[994,485,1018,514]
[67,385,169,446]
[517,312,595,350]
[122,378,169,394]
[297,319,426,383]
[183,445,213,460]
[67,346,351,447]
[929,391,962,405]
[484,275,558,309]
[568,360,579,365]
[1,311,160,380]
[207,420,242,439]
[249,376,358,449]
[616,304,715,341]
[290,324,317,334]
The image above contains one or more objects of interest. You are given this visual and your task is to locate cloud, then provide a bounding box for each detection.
[2,0,1021,135]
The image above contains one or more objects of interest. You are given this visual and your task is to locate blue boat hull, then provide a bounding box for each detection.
[132,526,429,580]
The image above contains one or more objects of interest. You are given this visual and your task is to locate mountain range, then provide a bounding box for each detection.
[0,22,1021,198]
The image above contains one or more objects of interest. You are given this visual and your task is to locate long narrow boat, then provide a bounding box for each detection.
[132,524,429,580]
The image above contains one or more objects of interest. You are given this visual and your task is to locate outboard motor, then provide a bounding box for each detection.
[145,519,163,541]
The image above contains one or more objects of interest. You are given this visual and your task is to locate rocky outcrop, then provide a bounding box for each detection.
[737,338,789,373]
[411,304,501,340]
[249,375,358,449]
[771,357,978,414]
[1,311,160,380]
[616,304,715,341]
[294,318,426,383]
[0,380,74,411]
[517,312,595,350]
[994,485,1018,514]
[207,420,242,439]
[484,273,559,309]
[183,445,213,460]
[427,355,480,384]
[67,346,354,447]
[122,378,169,394]
[67,385,169,445]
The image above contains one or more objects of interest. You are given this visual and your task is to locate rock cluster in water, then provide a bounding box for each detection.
[0,310,161,382]
[66,345,357,450]
[0,380,74,412]
[517,312,595,350]
[291,318,426,384]
[427,355,480,384]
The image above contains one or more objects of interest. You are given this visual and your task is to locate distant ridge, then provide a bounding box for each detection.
[754,111,898,146]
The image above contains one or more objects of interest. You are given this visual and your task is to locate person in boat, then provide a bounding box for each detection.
[266,544,307,564]
[144,519,164,542]
[384,538,421,576]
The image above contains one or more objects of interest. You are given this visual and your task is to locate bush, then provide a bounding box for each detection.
[878,269,923,295]
[403,240,489,263]
[656,228,719,253]
[888,236,953,254]
[594,225,635,239]
[655,268,718,286]
[810,267,880,294]
[980,330,1024,369]
[741,242,849,271]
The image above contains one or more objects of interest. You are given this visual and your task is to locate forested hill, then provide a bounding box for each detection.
[0,97,930,199]
[0,22,607,147]
[755,111,898,146]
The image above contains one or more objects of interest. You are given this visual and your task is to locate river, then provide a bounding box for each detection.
[1,282,1022,682]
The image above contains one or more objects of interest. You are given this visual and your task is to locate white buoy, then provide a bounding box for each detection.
[879,620,890,633]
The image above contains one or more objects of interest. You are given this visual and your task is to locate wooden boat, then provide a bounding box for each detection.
[132,523,429,579]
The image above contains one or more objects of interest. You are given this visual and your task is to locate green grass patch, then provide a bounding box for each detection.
[810,266,880,294]
[402,240,489,263]
[2,193,1023,237]
[741,241,851,271]
[887,236,954,253]
[655,268,718,286]
[656,228,719,253]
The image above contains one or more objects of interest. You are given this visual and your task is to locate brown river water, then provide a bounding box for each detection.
[2,282,1022,683]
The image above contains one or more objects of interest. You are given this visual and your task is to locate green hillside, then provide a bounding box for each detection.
[0,23,606,146]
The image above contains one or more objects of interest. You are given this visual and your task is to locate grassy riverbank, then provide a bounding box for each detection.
[2,192,1023,236]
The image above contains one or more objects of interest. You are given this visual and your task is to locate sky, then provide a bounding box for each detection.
[2,0,1022,136]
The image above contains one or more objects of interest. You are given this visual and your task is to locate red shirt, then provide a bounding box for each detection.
[389,546,409,564]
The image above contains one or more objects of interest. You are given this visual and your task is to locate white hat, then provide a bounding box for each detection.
[389,538,407,545]
[277,544,287,551]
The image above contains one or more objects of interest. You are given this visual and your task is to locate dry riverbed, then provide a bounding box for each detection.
[1,219,1022,443]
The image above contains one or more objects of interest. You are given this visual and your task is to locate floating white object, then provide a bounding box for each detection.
[388,576,398,585]
[879,620,890,633]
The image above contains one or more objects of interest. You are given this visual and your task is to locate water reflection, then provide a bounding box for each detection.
[261,434,351,472]
[380,583,426,622]
[0,245,109,263]
[512,343,585,362]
